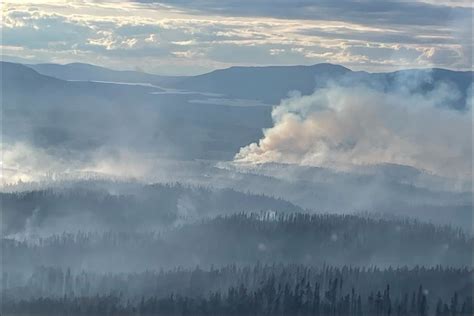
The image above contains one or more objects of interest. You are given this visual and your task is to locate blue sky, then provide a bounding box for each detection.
[1,0,472,75]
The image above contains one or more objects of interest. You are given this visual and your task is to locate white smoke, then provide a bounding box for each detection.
[0,142,156,186]
[235,82,473,180]
[0,142,75,185]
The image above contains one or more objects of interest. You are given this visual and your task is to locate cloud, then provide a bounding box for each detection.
[1,10,92,49]
[132,0,472,27]
[1,0,472,73]
[235,80,473,180]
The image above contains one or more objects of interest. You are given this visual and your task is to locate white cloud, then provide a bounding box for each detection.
[1,0,472,74]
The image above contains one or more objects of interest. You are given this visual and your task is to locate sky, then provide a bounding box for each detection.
[1,0,473,75]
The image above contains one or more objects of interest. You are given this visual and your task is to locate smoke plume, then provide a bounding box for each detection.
[235,82,473,180]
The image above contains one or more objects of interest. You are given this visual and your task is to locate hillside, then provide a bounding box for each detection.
[4,213,471,273]
[1,183,303,236]
[28,62,179,86]
[26,62,474,108]
[1,61,272,160]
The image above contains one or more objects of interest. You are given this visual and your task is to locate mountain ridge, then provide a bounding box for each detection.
[19,61,473,106]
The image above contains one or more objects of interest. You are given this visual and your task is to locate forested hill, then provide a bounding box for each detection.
[1,184,303,236]
[4,213,471,273]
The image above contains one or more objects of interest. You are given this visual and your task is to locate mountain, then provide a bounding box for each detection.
[0,54,46,65]
[1,61,162,99]
[25,62,353,104]
[168,63,351,104]
[1,62,272,159]
[173,64,472,107]
[28,62,180,86]
[2,61,62,89]
[26,62,473,108]
[1,61,167,152]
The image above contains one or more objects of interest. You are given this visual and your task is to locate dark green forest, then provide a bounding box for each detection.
[3,213,471,273]
[2,264,472,316]
[2,213,473,315]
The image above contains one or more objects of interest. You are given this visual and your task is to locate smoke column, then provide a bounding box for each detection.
[235,82,473,180]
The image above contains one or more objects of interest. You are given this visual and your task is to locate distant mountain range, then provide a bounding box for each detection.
[22,60,474,107]
[28,62,179,86]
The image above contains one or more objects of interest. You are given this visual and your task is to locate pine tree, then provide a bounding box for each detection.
[436,299,443,316]
[450,292,458,316]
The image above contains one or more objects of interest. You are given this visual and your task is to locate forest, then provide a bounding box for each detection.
[1,184,302,236]
[2,264,472,315]
[3,213,472,274]
[2,213,473,315]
